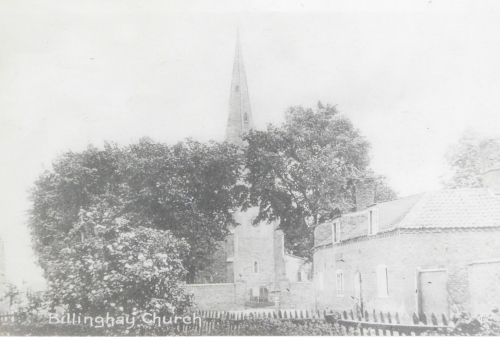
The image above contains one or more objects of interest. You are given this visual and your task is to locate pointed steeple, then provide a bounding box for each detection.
[225,30,253,146]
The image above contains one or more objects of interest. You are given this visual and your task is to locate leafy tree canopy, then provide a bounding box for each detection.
[374,174,398,203]
[28,138,245,296]
[243,103,396,258]
[442,130,483,189]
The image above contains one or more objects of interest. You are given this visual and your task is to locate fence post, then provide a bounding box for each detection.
[387,312,394,336]
[431,313,438,325]
[419,312,427,325]
[441,313,448,326]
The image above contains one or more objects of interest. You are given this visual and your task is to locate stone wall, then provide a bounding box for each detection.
[279,279,314,309]
[313,228,500,316]
[185,281,246,311]
[285,255,304,282]
[468,259,500,316]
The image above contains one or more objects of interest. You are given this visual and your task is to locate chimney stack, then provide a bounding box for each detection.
[355,177,375,212]
[480,138,500,193]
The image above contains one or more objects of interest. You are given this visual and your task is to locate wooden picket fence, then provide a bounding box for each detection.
[187,309,330,334]
[334,308,455,336]
[0,308,456,335]
[189,308,456,335]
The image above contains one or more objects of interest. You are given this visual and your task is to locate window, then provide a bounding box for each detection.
[368,208,379,235]
[253,261,259,274]
[244,113,248,123]
[235,85,239,92]
[297,271,302,282]
[377,265,389,297]
[332,221,340,243]
[336,270,344,296]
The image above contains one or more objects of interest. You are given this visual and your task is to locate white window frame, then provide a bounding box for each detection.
[332,220,340,243]
[368,208,379,235]
[253,260,259,274]
[377,264,389,298]
[336,270,344,297]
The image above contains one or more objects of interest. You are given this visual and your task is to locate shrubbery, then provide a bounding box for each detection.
[2,311,500,336]
[422,309,500,336]
[0,318,346,336]
[205,318,345,336]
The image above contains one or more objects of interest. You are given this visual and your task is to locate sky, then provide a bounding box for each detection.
[1,0,500,287]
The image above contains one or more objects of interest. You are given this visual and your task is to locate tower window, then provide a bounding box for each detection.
[244,113,248,123]
[254,261,259,274]
[235,85,239,92]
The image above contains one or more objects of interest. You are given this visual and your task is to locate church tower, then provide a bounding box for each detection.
[224,32,287,303]
[226,31,254,146]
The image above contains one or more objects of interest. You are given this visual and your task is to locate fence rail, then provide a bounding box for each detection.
[193,309,455,335]
[0,308,454,335]
[335,309,454,336]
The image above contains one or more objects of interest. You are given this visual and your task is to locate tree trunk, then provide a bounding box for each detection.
[186,265,196,284]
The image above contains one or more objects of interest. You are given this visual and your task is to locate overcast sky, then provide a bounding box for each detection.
[1,0,500,286]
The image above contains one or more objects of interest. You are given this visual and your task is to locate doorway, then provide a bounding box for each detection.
[418,269,448,316]
[354,271,363,314]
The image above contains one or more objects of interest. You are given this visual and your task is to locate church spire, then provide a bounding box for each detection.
[225,30,253,146]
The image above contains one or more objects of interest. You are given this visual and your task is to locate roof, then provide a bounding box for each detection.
[347,193,424,239]
[315,188,500,247]
[398,188,500,229]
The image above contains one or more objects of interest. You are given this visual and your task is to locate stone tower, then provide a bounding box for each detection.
[225,30,254,146]
[224,32,286,303]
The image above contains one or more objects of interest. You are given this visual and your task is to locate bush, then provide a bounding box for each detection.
[0,318,346,336]
[200,318,345,336]
[421,308,500,336]
[29,199,193,335]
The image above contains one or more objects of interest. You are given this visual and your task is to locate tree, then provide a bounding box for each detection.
[374,174,398,203]
[3,283,20,309]
[243,103,373,258]
[43,197,190,332]
[442,131,483,189]
[28,136,245,321]
[120,139,245,282]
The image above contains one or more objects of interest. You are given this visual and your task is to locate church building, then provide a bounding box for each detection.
[186,33,312,310]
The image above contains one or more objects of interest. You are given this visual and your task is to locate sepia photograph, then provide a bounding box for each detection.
[0,1,499,335]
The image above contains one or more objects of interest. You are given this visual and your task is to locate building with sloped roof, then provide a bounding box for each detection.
[313,139,500,318]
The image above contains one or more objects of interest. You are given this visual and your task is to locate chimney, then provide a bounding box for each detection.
[355,178,375,212]
[480,138,500,193]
